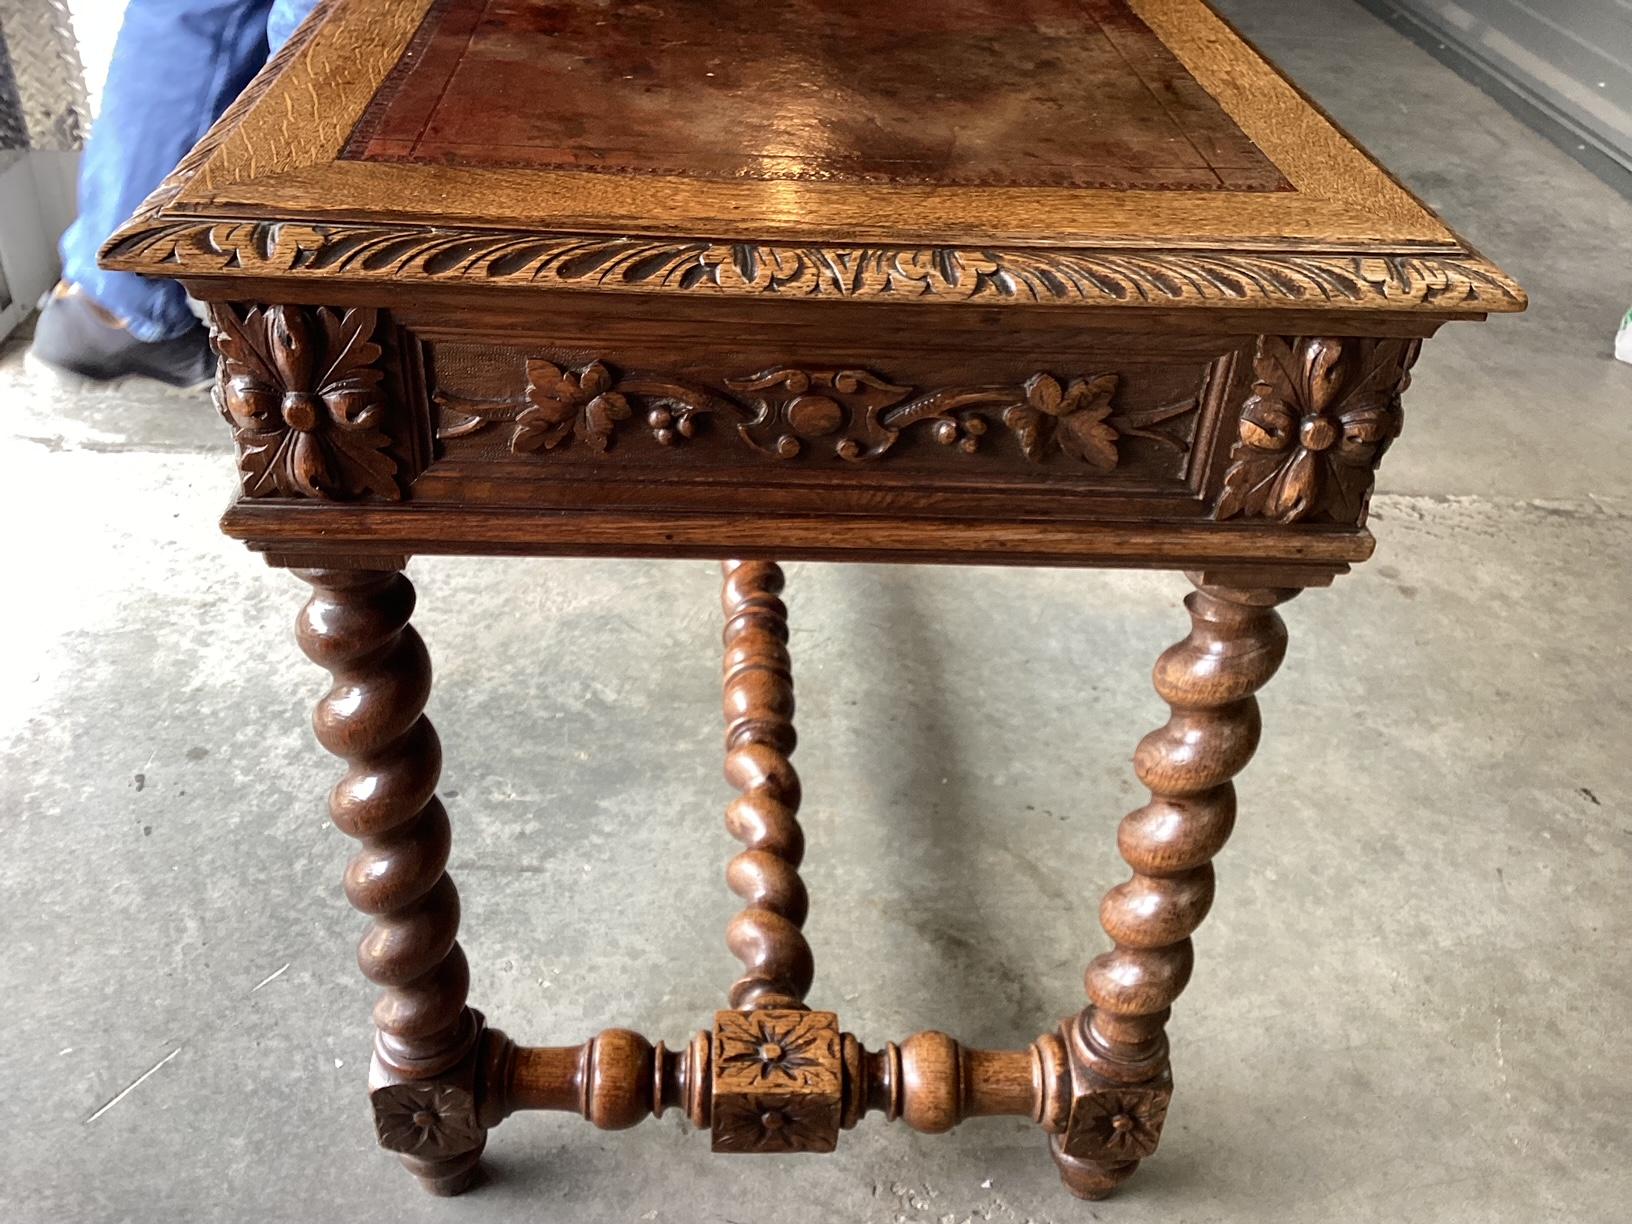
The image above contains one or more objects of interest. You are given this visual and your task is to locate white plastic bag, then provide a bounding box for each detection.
[1618,308,1632,367]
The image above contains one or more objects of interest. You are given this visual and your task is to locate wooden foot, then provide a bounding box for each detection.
[399,1145,485,1197]
[295,568,490,1195]
[1050,1134,1137,1200]
[1051,578,1296,1196]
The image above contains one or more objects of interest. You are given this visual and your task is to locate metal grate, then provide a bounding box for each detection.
[0,20,27,152]
[0,0,89,152]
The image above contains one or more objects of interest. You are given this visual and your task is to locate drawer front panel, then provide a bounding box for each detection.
[407,321,1251,524]
[206,299,1416,570]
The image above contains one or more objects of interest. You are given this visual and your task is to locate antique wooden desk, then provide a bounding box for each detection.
[103,0,1523,1203]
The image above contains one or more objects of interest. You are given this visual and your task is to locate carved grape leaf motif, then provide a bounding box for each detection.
[436,364,730,451]
[1213,336,1417,525]
[210,304,399,500]
[438,359,1197,467]
[515,359,631,452]
[1002,373,1119,469]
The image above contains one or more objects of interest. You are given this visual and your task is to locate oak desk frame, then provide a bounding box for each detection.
[104,0,1523,1202]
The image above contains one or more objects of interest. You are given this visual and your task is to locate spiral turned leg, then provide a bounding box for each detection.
[1051,579,1296,1200]
[296,568,492,1196]
[719,559,812,1012]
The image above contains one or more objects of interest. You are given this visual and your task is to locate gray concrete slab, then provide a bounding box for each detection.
[1,2,1629,1221]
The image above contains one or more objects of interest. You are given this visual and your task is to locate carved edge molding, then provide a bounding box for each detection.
[435,358,1197,468]
[106,219,1527,312]
[100,0,327,234]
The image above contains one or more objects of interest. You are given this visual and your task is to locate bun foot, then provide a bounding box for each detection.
[401,1143,485,1196]
[1049,1134,1137,1201]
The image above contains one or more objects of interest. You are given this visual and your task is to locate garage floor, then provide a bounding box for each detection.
[2,1,1629,1221]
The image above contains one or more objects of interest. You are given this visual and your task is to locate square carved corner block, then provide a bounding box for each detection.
[100,0,1522,1205]
[711,1011,843,1155]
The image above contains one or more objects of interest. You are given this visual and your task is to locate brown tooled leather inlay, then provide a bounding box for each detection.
[342,0,1293,192]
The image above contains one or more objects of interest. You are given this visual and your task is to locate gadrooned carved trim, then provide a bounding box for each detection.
[105,220,1526,312]
[1212,335,1419,525]
[436,359,1196,467]
[210,303,401,501]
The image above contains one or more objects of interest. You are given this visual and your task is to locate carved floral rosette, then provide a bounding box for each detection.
[371,1082,483,1160]
[1213,335,1420,525]
[711,1010,843,1154]
[210,303,401,500]
[1062,1086,1171,1162]
[437,359,1197,469]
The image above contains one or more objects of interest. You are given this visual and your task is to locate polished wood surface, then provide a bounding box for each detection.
[294,568,487,1195]
[1059,579,1294,1197]
[101,0,1524,308]
[204,300,1414,575]
[278,565,1299,1196]
[99,0,1521,1204]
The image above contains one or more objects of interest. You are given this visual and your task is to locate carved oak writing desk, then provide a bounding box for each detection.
[103,0,1523,1202]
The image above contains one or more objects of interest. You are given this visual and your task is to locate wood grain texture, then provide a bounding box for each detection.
[223,501,1371,575]
[200,0,422,191]
[98,0,1525,314]
[848,1030,1072,1135]
[493,1027,714,1130]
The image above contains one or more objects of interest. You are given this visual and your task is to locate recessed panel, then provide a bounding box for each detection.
[345,0,1293,192]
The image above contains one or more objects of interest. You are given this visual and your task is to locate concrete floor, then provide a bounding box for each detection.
[2,1,1630,1221]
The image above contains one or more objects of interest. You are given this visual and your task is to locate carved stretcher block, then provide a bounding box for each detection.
[711,1010,843,1154]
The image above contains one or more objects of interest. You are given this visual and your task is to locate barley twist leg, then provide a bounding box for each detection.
[1052,579,1296,1199]
[719,559,812,1011]
[296,568,487,1196]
